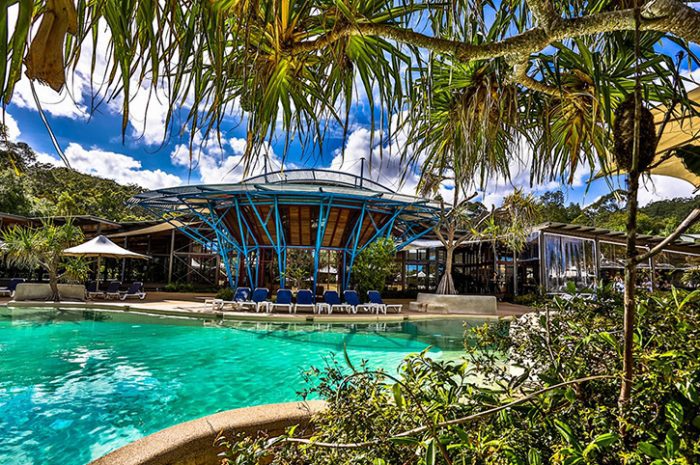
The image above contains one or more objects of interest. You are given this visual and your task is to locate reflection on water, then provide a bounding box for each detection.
[0,308,488,465]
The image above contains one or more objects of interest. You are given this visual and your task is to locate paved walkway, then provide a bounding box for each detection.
[0,292,533,322]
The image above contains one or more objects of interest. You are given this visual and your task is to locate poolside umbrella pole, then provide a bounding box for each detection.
[63,235,150,289]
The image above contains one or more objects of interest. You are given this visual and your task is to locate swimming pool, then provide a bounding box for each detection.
[0,308,474,465]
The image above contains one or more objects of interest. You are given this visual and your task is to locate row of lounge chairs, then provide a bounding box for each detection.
[86,281,147,300]
[206,288,401,314]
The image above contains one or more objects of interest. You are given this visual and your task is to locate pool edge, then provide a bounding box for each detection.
[87,400,325,465]
[2,300,505,322]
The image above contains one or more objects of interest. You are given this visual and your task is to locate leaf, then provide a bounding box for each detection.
[424,438,436,465]
[392,383,405,408]
[677,380,700,405]
[554,420,580,449]
[637,442,664,459]
[582,433,617,459]
[388,436,419,446]
[665,430,679,457]
[666,400,684,430]
[528,448,542,465]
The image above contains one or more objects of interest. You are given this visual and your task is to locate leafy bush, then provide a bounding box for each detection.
[163,282,196,292]
[220,288,700,464]
[350,238,398,299]
[216,287,234,300]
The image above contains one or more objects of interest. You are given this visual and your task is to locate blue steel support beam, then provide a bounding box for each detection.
[344,202,367,289]
[273,196,287,288]
[233,197,254,287]
[312,195,334,296]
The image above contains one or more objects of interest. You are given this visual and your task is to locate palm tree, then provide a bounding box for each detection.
[1,221,84,301]
[4,0,700,420]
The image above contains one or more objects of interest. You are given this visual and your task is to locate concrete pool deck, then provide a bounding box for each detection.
[0,292,532,322]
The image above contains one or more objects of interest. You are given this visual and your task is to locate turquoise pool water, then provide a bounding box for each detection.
[0,308,473,465]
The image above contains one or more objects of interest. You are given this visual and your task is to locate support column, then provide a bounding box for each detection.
[168,229,176,284]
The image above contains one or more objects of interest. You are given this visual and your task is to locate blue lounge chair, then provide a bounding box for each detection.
[270,289,293,313]
[240,287,269,312]
[104,281,122,299]
[233,287,252,302]
[207,287,252,311]
[294,289,315,313]
[0,278,25,298]
[85,281,104,299]
[319,291,349,314]
[120,282,146,300]
[367,290,402,314]
[343,290,372,314]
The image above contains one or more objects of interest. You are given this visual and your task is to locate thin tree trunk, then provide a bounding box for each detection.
[437,245,457,295]
[48,269,61,302]
[619,171,639,407]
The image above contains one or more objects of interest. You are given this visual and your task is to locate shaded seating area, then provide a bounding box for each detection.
[0,278,25,297]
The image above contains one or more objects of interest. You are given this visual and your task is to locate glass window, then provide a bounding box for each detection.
[544,234,596,292]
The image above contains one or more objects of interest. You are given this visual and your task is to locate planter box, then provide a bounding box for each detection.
[13,283,86,302]
[409,293,497,315]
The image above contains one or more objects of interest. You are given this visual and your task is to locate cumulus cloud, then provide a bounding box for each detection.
[170,134,286,184]
[1,111,21,140]
[39,143,182,189]
[637,175,696,206]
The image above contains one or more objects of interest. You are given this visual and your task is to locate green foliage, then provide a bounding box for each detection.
[283,250,314,289]
[221,289,700,464]
[1,221,84,299]
[0,171,33,216]
[350,238,397,298]
[164,282,196,293]
[216,287,234,300]
[0,143,150,221]
[60,257,91,283]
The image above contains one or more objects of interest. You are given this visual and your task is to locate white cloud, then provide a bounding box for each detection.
[170,134,285,184]
[637,175,696,206]
[38,143,182,189]
[1,111,21,140]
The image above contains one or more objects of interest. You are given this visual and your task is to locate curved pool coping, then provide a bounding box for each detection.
[88,400,326,465]
[2,300,506,322]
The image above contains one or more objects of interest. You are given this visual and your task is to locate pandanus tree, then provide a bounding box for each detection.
[1,221,85,301]
[3,0,700,430]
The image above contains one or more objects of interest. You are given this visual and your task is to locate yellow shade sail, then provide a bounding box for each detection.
[649,86,700,189]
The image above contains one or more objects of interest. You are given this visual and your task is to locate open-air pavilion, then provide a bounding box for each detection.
[130,169,440,294]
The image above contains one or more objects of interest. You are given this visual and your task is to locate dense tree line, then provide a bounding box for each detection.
[0,132,150,221]
[535,190,700,236]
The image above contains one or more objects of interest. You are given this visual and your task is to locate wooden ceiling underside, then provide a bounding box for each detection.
[220,204,393,249]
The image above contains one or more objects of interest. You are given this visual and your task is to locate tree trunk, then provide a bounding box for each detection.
[48,269,61,302]
[437,245,457,295]
[619,171,639,408]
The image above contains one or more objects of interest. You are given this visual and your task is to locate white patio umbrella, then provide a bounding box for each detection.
[63,235,149,287]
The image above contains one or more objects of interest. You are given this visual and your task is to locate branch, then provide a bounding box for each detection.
[291,0,700,75]
[282,375,616,450]
[634,208,700,264]
[510,58,562,97]
[525,0,562,33]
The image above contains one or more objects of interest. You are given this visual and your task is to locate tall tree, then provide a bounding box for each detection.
[1,221,84,301]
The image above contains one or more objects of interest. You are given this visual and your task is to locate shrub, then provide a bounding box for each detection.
[216,287,234,300]
[220,288,700,464]
[350,238,398,299]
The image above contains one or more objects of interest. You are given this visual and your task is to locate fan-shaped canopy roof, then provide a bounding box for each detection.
[63,235,149,259]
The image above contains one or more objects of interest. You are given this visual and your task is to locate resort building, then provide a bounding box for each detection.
[2,170,700,297]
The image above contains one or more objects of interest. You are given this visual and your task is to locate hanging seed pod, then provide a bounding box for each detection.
[613,94,658,172]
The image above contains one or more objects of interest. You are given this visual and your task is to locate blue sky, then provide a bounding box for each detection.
[3,36,698,208]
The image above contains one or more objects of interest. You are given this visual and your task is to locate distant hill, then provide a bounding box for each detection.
[535,190,700,236]
[0,134,151,221]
